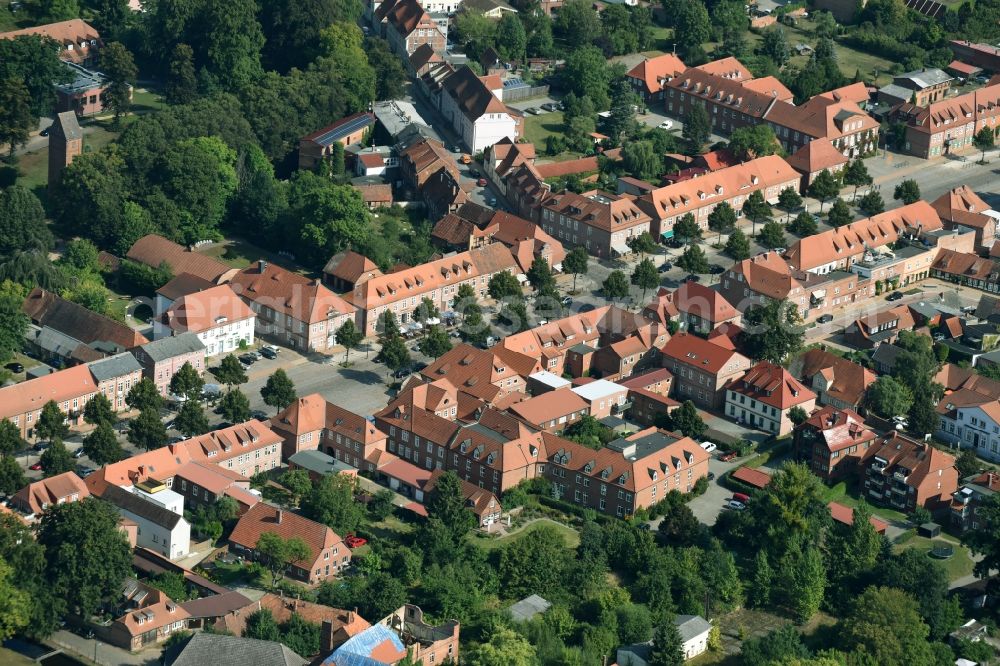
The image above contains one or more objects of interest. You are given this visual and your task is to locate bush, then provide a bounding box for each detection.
[689,475,709,498]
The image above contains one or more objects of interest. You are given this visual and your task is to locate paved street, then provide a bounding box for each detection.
[48,630,160,666]
[648,455,744,529]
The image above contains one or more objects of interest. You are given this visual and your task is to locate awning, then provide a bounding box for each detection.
[611,241,631,256]
[811,289,827,300]
[661,229,675,239]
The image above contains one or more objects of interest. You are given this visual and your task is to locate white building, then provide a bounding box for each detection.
[937,400,1000,463]
[616,615,713,664]
[102,482,191,560]
[439,66,517,153]
[156,284,256,358]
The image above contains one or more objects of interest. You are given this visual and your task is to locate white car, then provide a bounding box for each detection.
[700,441,718,453]
[728,500,746,511]
[658,120,674,130]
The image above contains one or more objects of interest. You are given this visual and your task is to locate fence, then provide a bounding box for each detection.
[502,84,550,103]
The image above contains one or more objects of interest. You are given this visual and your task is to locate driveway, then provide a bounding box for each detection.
[48,630,161,666]
[648,456,743,528]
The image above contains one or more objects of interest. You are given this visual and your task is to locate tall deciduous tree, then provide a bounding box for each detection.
[301,473,364,534]
[842,159,872,201]
[0,557,30,640]
[0,77,33,158]
[0,456,26,496]
[35,400,68,442]
[426,471,475,541]
[261,369,297,412]
[215,355,249,388]
[563,246,589,293]
[676,244,710,274]
[0,186,52,255]
[682,103,711,154]
[857,189,885,216]
[827,197,852,228]
[631,258,660,300]
[707,202,737,243]
[728,125,780,161]
[840,587,935,666]
[218,388,251,423]
[673,213,702,244]
[83,422,124,465]
[83,393,117,427]
[725,228,751,260]
[126,378,164,412]
[602,270,630,302]
[893,179,921,205]
[488,270,522,301]
[128,407,169,451]
[174,400,209,437]
[866,375,913,417]
[36,499,133,616]
[741,298,804,363]
[165,43,196,105]
[758,220,786,250]
[419,325,452,358]
[335,319,363,363]
[169,362,204,401]
[100,42,137,127]
[40,438,73,477]
[777,187,802,220]
[788,211,818,236]
[670,400,706,439]
[256,533,311,589]
[808,169,839,212]
[974,125,995,164]
[0,35,73,117]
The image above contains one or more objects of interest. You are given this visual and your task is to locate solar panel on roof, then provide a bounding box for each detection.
[312,114,373,147]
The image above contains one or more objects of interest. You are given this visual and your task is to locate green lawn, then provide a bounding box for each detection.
[130,88,168,114]
[0,648,37,666]
[892,534,975,582]
[196,238,310,273]
[833,492,910,524]
[524,111,566,147]
[16,125,118,195]
[470,519,580,553]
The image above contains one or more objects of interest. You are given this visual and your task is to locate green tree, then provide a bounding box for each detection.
[495,13,527,62]
[857,189,885,216]
[128,407,168,451]
[39,438,73,477]
[366,36,406,100]
[0,186,53,254]
[197,0,265,90]
[426,471,475,541]
[808,169,839,212]
[82,422,124,465]
[419,325,453,358]
[488,270,522,301]
[261,369,296,413]
[673,213,703,244]
[0,77,33,158]
[728,125,780,161]
[631,258,660,300]
[777,187,802,220]
[0,456,26,496]
[563,246,589,293]
[893,179,921,205]
[380,335,411,375]
[842,159,872,201]
[743,190,772,236]
[278,469,312,507]
[498,525,570,598]
[35,400,68,442]
[741,298,804,363]
[165,43,196,105]
[876,547,964,639]
[955,448,980,479]
[146,571,191,602]
[160,136,239,244]
[682,103,711,154]
[0,419,24,459]
[256,533,312,589]
[465,626,537,666]
[279,613,321,657]
[218,388,251,423]
[83,393,117,428]
[215,355,249,387]
[788,211,818,236]
[964,492,1000,580]
[527,257,555,293]
[243,608,281,641]
[670,400,706,439]
[100,42,137,127]
[564,414,615,449]
[725,228,752,260]
[627,231,658,259]
[622,141,660,181]
[174,400,209,437]
[676,244,710,274]
[824,499,882,610]
[602,270,630,301]
[758,220,786,250]
[36,499,132,616]
[335,319,363,364]
[748,550,772,607]
[867,375,913,417]
[974,125,995,163]
[649,618,684,666]
[788,405,809,426]
[761,27,790,66]
[169,362,205,401]
[778,539,825,622]
[707,202,737,243]
[301,473,364,534]
[674,0,712,57]
[840,586,934,666]
[561,45,611,109]
[0,557,30,640]
[126,378,164,413]
[740,626,809,666]
[0,35,74,117]
[827,197,852,228]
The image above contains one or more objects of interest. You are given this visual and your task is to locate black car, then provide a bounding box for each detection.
[666,238,683,249]
[40,127,50,137]
[886,291,904,301]
[259,347,277,359]
[238,353,257,365]
[658,262,672,273]
[818,314,834,323]
[393,367,412,379]
[32,441,48,452]
[250,410,268,420]
[709,264,725,274]
[5,362,23,373]
[685,274,701,282]
[707,472,716,481]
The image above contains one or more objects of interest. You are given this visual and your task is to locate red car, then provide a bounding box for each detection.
[477,178,488,187]
[344,534,367,548]
[719,451,737,462]
[29,462,42,471]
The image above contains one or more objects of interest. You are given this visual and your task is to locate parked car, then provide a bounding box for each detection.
[344,533,368,548]
[78,466,95,478]
[72,448,86,459]
[817,314,834,324]
[892,415,909,427]
[40,127,50,137]
[719,451,737,462]
[685,274,701,282]
[733,492,751,503]
[393,367,411,379]
[250,410,268,420]
[460,154,472,164]
[541,102,558,112]
[32,441,48,452]
[728,500,746,511]
[29,462,42,471]
[238,353,257,365]
[561,296,572,306]
[658,261,672,272]
[5,362,23,373]
[469,167,480,177]
[709,264,725,274]
[700,441,718,453]
[707,472,716,481]
[658,119,674,130]
[259,347,277,359]
[886,291,904,301]
[477,177,488,187]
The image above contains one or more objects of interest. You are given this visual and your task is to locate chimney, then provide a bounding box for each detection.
[258,259,268,273]
[276,509,283,524]
[321,620,335,653]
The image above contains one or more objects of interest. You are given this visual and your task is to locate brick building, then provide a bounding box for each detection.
[131,333,206,397]
[659,332,752,409]
[793,406,877,481]
[723,362,816,436]
[891,80,1000,158]
[539,190,652,258]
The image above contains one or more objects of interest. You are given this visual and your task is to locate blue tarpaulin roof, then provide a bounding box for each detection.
[321,625,405,666]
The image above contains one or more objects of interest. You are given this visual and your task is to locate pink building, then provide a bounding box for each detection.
[131,333,207,397]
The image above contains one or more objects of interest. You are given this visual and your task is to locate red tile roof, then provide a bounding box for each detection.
[0,364,97,422]
[785,137,849,175]
[230,261,356,325]
[730,361,816,410]
[164,284,255,334]
[731,465,772,489]
[229,503,344,570]
[0,19,101,65]
[11,471,89,515]
[660,332,749,375]
[626,53,687,95]
[127,235,235,283]
[671,281,738,324]
[828,501,888,533]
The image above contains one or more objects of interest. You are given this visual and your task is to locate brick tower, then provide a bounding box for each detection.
[47,111,83,190]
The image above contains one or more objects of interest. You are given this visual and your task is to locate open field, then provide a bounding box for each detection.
[523,111,566,146]
[892,533,975,582]
[470,518,580,552]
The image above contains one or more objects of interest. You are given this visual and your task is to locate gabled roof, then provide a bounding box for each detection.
[127,235,235,283]
[164,284,255,334]
[784,137,849,175]
[441,66,508,122]
[409,43,442,72]
[229,504,342,569]
[626,53,687,95]
[385,0,431,37]
[301,112,375,148]
[23,287,148,350]
[102,484,185,530]
[671,281,738,324]
[726,251,802,301]
[137,333,206,362]
[660,332,748,375]
[0,364,97,420]
[798,405,875,453]
[165,632,307,666]
[729,361,816,409]
[931,185,996,231]
[0,19,102,65]
[508,389,588,426]
[793,348,875,407]
[230,261,355,325]
[542,189,650,233]
[694,56,753,80]
[323,251,383,286]
[12,471,89,515]
[900,81,1000,136]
